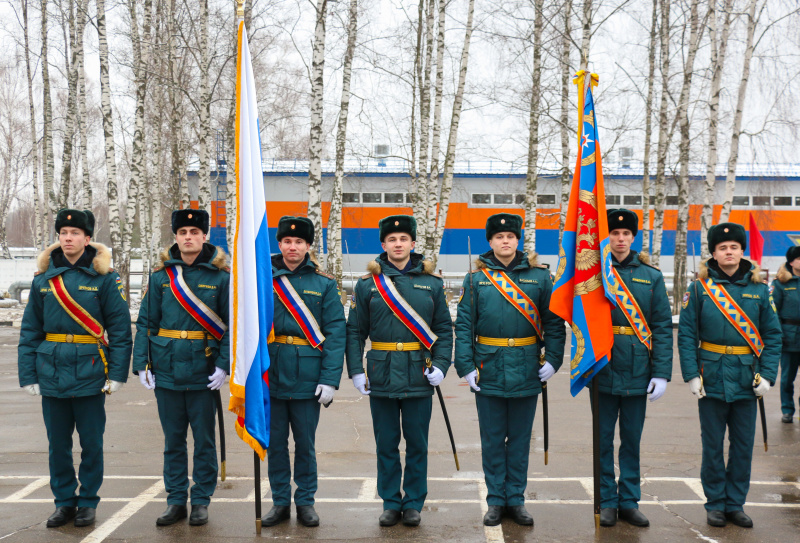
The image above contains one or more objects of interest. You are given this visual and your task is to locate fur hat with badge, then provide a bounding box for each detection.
[276,216,315,244]
[379,215,416,242]
[707,222,746,252]
[55,209,95,237]
[485,213,522,241]
[786,245,800,264]
[607,208,639,237]
[171,209,209,234]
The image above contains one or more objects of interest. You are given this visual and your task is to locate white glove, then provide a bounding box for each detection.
[538,361,556,382]
[103,380,124,394]
[426,366,444,387]
[753,379,770,397]
[688,376,706,398]
[315,384,335,405]
[138,369,156,390]
[207,367,227,390]
[647,377,668,402]
[352,373,370,395]
[465,369,481,391]
[24,384,40,396]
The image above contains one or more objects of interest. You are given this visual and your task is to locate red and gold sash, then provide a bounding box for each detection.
[481,268,543,340]
[611,268,652,350]
[48,274,109,379]
[700,277,764,357]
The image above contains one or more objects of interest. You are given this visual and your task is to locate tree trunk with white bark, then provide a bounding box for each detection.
[651,0,671,268]
[22,0,43,249]
[641,0,658,255]
[558,0,573,242]
[523,0,545,255]
[307,0,329,261]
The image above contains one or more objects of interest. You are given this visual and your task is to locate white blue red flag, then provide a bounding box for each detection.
[229,21,272,459]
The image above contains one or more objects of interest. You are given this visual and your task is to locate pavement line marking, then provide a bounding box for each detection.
[79,480,164,543]
[684,479,707,500]
[2,477,48,501]
[577,477,594,497]
[357,478,377,501]
[476,480,504,543]
[244,478,270,502]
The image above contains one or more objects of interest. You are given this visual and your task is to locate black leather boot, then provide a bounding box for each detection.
[619,508,649,527]
[725,510,753,528]
[46,506,77,528]
[189,505,208,526]
[599,507,617,527]
[402,509,421,527]
[707,510,726,527]
[506,505,533,526]
[74,507,96,527]
[483,505,503,526]
[156,504,187,526]
[296,505,320,527]
[262,505,290,527]
[379,509,401,527]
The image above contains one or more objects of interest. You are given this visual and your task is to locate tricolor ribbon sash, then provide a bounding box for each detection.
[48,274,110,379]
[272,276,325,350]
[166,265,227,341]
[481,269,543,340]
[700,277,764,357]
[372,273,437,350]
[611,268,652,350]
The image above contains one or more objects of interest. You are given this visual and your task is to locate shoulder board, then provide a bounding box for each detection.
[535,263,550,269]
[33,271,41,276]
[361,273,372,280]
[153,265,164,272]
[108,267,115,272]
[430,273,442,279]
[641,262,661,271]
[315,269,335,280]
[223,266,231,273]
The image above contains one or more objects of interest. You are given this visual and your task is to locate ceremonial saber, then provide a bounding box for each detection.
[426,359,460,471]
[205,335,227,480]
[754,373,768,452]
[591,378,601,530]
[539,355,549,465]
[254,451,262,534]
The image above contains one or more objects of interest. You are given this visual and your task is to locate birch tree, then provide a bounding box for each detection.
[413,0,435,252]
[650,0,671,268]
[672,0,705,314]
[327,0,358,286]
[196,0,212,213]
[96,0,123,284]
[41,0,57,227]
[700,0,733,257]
[425,0,446,257]
[523,0,545,255]
[429,0,476,264]
[307,0,329,259]
[558,0,573,240]
[22,0,43,248]
[640,0,659,255]
[77,19,91,211]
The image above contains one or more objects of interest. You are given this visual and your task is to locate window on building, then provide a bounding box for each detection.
[472,193,491,204]
[731,196,749,206]
[494,194,513,205]
[406,193,415,204]
[774,196,792,206]
[649,195,655,206]
[623,195,642,206]
[363,193,382,204]
[752,196,770,206]
[343,192,360,203]
[666,195,679,206]
[606,195,621,205]
[515,194,525,205]
[538,194,556,205]
[384,193,405,204]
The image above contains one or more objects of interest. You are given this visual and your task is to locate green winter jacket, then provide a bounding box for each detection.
[678,258,782,402]
[18,243,133,397]
[345,253,453,399]
[771,264,800,353]
[454,251,566,398]
[268,254,346,399]
[597,251,673,395]
[132,244,230,391]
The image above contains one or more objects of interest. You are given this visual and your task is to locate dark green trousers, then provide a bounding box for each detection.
[266,398,321,506]
[475,394,538,506]
[42,394,106,508]
[369,395,432,512]
[597,392,647,509]
[698,397,756,512]
[780,351,800,416]
[155,388,217,505]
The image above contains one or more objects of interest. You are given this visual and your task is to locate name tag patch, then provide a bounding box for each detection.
[78,285,98,292]
[413,284,431,290]
[303,289,322,297]
[198,284,217,290]
[519,278,538,284]
[741,293,760,299]
[631,278,651,284]
[478,281,491,286]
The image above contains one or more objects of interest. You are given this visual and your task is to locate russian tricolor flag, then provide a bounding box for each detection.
[228,21,272,459]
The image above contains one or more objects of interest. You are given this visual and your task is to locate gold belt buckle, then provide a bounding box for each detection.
[180,330,188,339]
[396,342,404,351]
[286,335,294,345]
[619,326,627,335]
[507,338,515,347]
[725,346,733,354]
[66,334,74,343]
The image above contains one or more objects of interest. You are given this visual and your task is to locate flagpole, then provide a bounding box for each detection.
[591,377,601,530]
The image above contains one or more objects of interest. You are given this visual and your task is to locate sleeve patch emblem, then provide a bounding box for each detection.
[682,291,690,309]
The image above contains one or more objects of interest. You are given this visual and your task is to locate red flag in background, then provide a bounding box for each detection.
[749,213,764,266]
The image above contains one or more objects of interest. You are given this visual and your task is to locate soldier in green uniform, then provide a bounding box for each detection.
[678,222,782,528]
[260,216,346,528]
[18,209,132,528]
[454,213,566,527]
[773,245,800,423]
[132,209,229,527]
[597,209,673,528]
[346,215,453,528]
